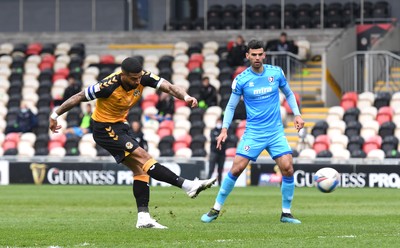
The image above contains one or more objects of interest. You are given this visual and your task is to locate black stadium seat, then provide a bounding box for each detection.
[379,121,396,138]
[347,135,364,153]
[343,107,360,124]
[311,121,328,137]
[374,92,391,109]
[345,121,362,137]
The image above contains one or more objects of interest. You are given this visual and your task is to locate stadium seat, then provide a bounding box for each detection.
[343,107,360,124]
[313,135,330,154]
[327,120,346,137]
[159,120,174,133]
[311,120,328,137]
[360,120,379,140]
[317,150,333,158]
[378,121,396,138]
[357,92,375,109]
[366,149,385,161]
[376,106,393,125]
[359,106,377,124]
[350,149,366,158]
[225,147,237,157]
[345,121,362,137]
[298,148,317,159]
[338,96,353,111]
[363,136,382,154]
[48,147,66,157]
[390,92,400,109]
[331,148,351,160]
[347,136,364,152]
[374,92,391,109]
[381,136,399,154]
[329,134,349,152]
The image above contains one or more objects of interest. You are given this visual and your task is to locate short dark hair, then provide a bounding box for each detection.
[280,32,287,37]
[121,57,142,73]
[246,40,264,52]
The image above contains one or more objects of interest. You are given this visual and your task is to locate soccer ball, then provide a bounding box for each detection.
[314,167,340,193]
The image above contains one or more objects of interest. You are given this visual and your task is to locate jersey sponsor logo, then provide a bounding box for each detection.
[125,142,133,150]
[249,82,254,87]
[253,87,272,95]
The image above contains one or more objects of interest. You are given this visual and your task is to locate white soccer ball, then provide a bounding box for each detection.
[314,167,340,193]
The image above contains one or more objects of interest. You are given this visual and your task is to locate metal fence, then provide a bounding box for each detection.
[342,51,400,93]
[265,51,305,83]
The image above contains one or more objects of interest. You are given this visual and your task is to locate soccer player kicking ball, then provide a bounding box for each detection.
[49,57,216,229]
[201,40,305,224]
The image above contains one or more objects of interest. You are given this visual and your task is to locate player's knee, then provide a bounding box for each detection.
[133,174,150,183]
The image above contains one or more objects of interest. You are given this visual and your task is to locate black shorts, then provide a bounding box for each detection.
[92,120,140,163]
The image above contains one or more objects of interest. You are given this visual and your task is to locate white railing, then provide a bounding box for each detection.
[342,51,400,93]
[265,51,305,83]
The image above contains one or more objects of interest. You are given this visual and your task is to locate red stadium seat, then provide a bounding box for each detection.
[42,55,56,64]
[100,55,115,64]
[238,120,246,129]
[235,127,245,139]
[157,127,173,139]
[340,99,356,111]
[340,92,358,111]
[174,99,187,110]
[187,61,202,71]
[2,140,17,151]
[363,135,382,154]
[189,53,204,64]
[48,140,63,151]
[376,106,393,125]
[175,134,192,146]
[173,140,188,152]
[282,92,301,115]
[159,120,175,132]
[233,66,247,79]
[26,43,43,55]
[225,147,237,157]
[50,133,67,146]
[313,135,331,154]
[141,99,156,110]
[52,68,70,81]
[5,132,20,144]
[144,93,159,105]
[39,61,53,71]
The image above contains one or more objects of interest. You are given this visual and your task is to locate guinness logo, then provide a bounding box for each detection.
[30,163,47,185]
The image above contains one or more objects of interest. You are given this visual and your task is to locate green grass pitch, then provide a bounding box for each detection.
[0,185,399,248]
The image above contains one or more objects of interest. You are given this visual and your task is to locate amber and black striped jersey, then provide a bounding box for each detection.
[84,70,164,123]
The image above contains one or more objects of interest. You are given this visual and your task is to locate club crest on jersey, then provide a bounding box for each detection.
[125,142,133,150]
[133,89,140,97]
[268,76,275,84]
[244,145,251,152]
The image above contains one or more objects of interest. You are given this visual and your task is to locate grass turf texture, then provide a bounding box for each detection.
[0,186,399,248]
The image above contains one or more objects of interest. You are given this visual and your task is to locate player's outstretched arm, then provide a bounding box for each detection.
[158,80,198,108]
[49,91,87,133]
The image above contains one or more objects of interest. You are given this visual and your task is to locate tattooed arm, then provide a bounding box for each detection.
[49,91,87,133]
[158,80,198,108]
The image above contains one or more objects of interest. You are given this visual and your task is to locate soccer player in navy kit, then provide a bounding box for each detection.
[201,40,305,224]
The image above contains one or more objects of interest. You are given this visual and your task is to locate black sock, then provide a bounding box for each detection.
[133,180,149,213]
[146,163,185,188]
